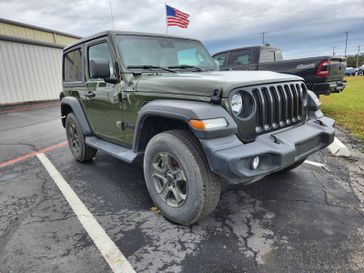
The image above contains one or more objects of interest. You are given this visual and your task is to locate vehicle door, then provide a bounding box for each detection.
[84,39,124,142]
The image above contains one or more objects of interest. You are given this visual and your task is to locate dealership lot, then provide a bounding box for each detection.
[0,103,364,273]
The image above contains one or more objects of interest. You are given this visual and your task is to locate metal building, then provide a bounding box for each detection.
[0,18,80,105]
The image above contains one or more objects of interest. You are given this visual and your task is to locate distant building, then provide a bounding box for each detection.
[0,18,81,105]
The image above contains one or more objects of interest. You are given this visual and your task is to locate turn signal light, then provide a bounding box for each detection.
[189,118,228,130]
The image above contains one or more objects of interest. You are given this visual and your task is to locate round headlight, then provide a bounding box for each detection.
[231,93,243,115]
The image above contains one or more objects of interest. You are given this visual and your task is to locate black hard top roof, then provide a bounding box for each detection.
[63,30,199,51]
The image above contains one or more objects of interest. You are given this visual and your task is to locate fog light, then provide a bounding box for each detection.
[251,156,260,170]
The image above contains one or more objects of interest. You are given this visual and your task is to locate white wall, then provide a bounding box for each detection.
[0,39,62,105]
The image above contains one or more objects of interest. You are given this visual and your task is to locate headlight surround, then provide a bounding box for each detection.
[231,93,243,115]
[230,91,255,119]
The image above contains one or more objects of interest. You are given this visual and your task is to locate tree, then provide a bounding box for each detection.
[346,54,364,68]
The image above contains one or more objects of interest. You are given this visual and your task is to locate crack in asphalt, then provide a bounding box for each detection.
[0,170,47,257]
[265,198,358,210]
[21,214,77,226]
[215,197,260,267]
[312,170,329,205]
[246,217,259,267]
[1,118,58,131]
[0,143,38,151]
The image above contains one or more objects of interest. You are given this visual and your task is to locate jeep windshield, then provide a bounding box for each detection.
[116,35,217,72]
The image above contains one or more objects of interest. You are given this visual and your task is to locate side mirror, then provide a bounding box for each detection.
[90,58,110,79]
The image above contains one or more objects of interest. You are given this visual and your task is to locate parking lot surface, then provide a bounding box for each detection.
[0,103,363,273]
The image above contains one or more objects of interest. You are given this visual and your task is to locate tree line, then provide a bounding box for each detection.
[346,55,364,68]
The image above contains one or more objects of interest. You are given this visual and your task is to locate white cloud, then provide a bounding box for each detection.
[0,0,363,57]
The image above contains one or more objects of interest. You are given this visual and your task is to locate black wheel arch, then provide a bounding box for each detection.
[133,99,237,153]
[61,97,92,135]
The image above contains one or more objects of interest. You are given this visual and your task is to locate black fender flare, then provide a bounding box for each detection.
[133,99,237,152]
[61,97,92,135]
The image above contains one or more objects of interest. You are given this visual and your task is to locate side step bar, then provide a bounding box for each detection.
[85,136,139,163]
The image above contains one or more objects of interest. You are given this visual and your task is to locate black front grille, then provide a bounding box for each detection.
[252,82,307,133]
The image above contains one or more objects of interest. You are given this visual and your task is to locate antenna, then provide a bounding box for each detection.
[260,32,267,45]
[109,0,115,30]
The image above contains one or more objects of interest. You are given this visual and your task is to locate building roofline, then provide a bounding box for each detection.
[0,34,64,49]
[0,17,81,39]
[64,30,200,51]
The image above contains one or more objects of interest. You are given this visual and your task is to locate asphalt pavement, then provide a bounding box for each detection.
[0,102,363,273]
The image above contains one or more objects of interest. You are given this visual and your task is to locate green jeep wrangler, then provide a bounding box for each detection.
[60,31,335,225]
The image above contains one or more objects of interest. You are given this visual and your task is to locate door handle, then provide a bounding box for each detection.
[85,91,96,98]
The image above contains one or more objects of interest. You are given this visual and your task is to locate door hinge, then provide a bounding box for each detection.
[210,88,222,104]
[115,121,125,130]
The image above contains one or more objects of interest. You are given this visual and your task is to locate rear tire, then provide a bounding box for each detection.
[65,113,97,162]
[143,129,221,225]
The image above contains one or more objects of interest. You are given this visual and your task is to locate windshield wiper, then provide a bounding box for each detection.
[127,65,176,73]
[168,65,204,72]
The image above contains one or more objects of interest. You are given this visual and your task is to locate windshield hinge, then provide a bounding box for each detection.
[210,88,223,104]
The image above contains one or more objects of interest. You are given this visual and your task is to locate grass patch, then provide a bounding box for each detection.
[320,76,364,141]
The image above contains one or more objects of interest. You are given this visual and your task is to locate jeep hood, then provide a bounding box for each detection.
[134,70,303,97]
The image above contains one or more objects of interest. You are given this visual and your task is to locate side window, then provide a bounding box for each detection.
[259,49,276,63]
[213,52,228,66]
[88,42,114,79]
[228,50,252,66]
[64,49,82,82]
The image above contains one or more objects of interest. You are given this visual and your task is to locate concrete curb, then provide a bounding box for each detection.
[327,137,351,157]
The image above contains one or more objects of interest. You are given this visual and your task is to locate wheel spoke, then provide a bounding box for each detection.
[160,153,172,170]
[68,126,74,137]
[174,169,186,182]
[152,172,166,185]
[160,183,170,199]
[152,162,166,177]
[172,187,185,203]
[151,151,188,208]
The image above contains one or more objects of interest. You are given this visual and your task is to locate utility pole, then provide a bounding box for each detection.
[260,32,267,45]
[332,46,336,56]
[344,31,350,57]
[356,45,361,68]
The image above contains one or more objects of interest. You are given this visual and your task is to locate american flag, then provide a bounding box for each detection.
[166,5,190,29]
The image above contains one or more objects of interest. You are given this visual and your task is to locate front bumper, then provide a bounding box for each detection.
[200,114,335,184]
[309,80,346,95]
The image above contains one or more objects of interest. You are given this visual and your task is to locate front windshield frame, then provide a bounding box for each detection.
[115,34,218,72]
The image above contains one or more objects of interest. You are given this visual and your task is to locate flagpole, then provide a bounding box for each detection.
[165,3,168,34]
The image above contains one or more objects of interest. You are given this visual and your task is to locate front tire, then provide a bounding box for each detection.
[143,130,221,225]
[65,113,97,162]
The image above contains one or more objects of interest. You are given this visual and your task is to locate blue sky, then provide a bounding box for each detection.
[0,0,363,59]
